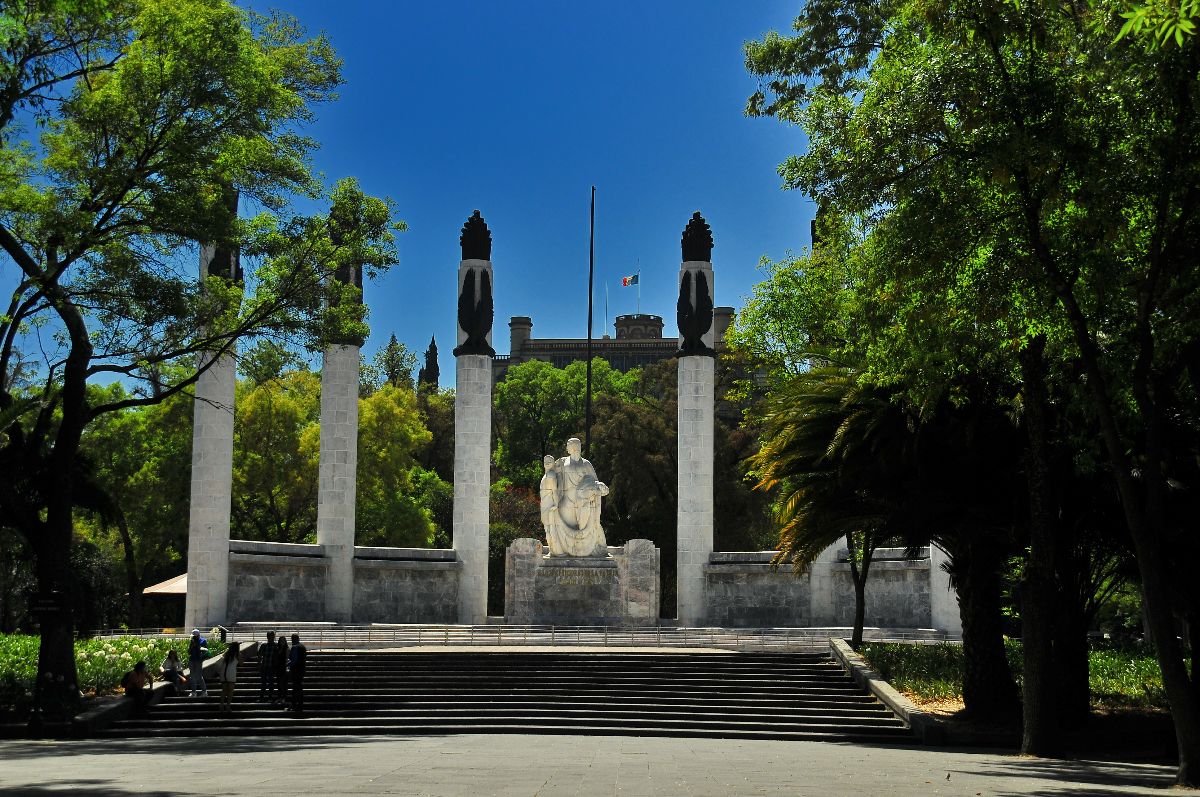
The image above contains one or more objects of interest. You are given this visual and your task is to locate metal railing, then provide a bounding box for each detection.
[85,624,958,652]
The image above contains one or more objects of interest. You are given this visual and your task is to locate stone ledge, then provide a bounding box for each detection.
[229,552,329,567]
[708,551,778,565]
[828,637,945,745]
[539,556,618,569]
[354,547,457,562]
[353,558,462,571]
[229,540,325,558]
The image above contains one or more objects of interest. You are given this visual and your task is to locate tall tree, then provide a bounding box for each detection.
[417,336,440,388]
[745,0,1200,775]
[0,0,402,692]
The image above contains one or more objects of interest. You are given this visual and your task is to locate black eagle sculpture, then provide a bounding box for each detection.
[460,209,492,261]
[453,267,495,357]
[681,211,713,262]
[677,269,715,356]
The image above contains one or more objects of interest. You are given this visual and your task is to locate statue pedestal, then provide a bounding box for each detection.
[505,538,660,626]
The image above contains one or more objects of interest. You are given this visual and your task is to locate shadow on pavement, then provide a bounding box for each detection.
[963,754,1175,794]
[0,733,415,759]
[0,783,177,797]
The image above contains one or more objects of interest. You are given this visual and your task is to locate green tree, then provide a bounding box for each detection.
[745,0,1200,773]
[493,358,636,485]
[80,383,193,627]
[362,333,417,393]
[356,384,434,547]
[232,370,321,543]
[0,0,402,691]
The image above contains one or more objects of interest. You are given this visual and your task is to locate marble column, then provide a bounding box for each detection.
[676,212,716,626]
[316,342,360,623]
[184,236,240,630]
[929,543,963,635]
[452,211,496,624]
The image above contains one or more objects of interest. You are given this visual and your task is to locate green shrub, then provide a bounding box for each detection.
[0,633,228,719]
[858,639,1169,709]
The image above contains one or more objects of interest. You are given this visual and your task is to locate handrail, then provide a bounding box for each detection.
[84,624,959,652]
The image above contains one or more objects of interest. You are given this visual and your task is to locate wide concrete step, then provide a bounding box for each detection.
[105,714,907,737]
[113,651,914,743]
[151,694,887,712]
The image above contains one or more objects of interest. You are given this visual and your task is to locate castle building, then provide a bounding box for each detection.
[493,308,735,381]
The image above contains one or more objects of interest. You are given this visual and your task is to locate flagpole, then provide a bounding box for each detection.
[605,282,609,337]
[585,185,595,457]
[636,257,641,314]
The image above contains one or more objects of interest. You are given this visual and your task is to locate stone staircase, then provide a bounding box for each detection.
[100,651,913,743]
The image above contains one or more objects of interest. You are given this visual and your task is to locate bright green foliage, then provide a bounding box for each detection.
[493,359,637,485]
[232,370,321,543]
[361,334,418,394]
[860,641,1168,708]
[80,381,194,623]
[0,633,228,717]
[1110,0,1199,47]
[356,384,435,547]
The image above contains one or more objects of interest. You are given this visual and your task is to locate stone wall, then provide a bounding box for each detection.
[352,548,461,624]
[704,553,811,627]
[704,548,938,629]
[227,542,328,622]
[224,542,461,624]
[505,538,660,626]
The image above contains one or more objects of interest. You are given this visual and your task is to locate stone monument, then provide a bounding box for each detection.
[507,439,660,625]
[543,438,610,557]
[452,210,495,623]
[676,211,716,626]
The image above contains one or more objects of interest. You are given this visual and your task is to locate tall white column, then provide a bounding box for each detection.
[316,343,360,623]
[675,212,717,626]
[677,355,714,625]
[454,353,491,623]
[929,543,963,635]
[452,211,495,624]
[185,242,237,630]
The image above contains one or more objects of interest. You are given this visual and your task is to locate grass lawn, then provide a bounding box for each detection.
[859,640,1168,710]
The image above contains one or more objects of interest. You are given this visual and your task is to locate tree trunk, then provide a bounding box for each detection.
[1020,336,1060,754]
[851,573,866,649]
[1055,597,1092,726]
[111,515,143,629]
[955,537,1020,721]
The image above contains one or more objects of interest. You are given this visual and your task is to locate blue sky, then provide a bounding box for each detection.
[248,1,815,384]
[3,2,815,389]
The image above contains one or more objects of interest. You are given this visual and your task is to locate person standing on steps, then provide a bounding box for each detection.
[218,642,244,713]
[187,629,208,697]
[274,634,289,706]
[257,631,277,703]
[287,633,307,714]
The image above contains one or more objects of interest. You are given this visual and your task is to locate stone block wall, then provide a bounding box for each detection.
[227,543,328,621]
[704,553,811,627]
[352,549,461,624]
[505,538,660,626]
[705,548,940,629]
[224,542,462,624]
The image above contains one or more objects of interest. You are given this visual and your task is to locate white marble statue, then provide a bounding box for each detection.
[542,438,609,557]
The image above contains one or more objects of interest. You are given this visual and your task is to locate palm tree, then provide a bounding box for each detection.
[749,365,910,648]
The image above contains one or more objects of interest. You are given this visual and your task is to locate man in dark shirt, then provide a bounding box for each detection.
[287,633,307,713]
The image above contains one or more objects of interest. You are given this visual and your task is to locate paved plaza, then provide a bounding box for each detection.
[0,733,1175,796]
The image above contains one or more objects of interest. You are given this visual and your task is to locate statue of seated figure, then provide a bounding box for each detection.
[541,437,609,557]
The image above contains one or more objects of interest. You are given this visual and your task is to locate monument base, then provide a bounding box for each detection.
[505,538,660,626]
